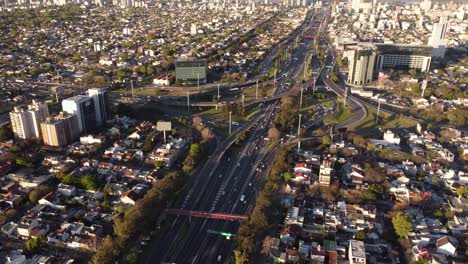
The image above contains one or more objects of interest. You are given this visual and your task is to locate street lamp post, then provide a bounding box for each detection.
[299,87,304,110]
[376,100,381,125]
[256,78,258,99]
[297,113,302,154]
[187,91,190,112]
[343,86,348,108]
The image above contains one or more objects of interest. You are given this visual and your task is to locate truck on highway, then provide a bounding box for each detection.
[240,195,245,203]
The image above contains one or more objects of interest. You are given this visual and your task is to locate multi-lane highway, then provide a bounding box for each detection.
[321,45,367,129]
[143,7,329,264]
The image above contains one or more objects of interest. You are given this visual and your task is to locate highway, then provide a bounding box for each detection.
[320,46,463,131]
[321,44,367,129]
[143,7,328,264]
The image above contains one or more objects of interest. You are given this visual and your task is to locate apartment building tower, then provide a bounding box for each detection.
[428,17,448,58]
[41,112,80,147]
[347,44,376,86]
[9,100,49,139]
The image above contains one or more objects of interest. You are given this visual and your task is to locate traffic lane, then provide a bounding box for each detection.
[198,133,278,262]
[173,142,264,262]
[169,118,269,262]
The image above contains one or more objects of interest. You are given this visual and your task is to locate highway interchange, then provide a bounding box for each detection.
[144,7,329,264]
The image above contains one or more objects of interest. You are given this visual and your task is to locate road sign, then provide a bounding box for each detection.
[207,229,234,238]
[157,121,172,143]
[156,121,172,131]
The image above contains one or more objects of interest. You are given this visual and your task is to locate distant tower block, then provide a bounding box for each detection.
[190,23,197,35]
[428,16,448,58]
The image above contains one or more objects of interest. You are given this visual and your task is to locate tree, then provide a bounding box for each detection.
[267,127,281,141]
[25,236,43,252]
[146,65,155,76]
[456,186,467,198]
[355,230,367,240]
[321,135,331,146]
[283,172,293,182]
[92,235,120,264]
[154,160,166,168]
[80,175,100,191]
[189,143,201,156]
[361,190,376,201]
[16,157,32,167]
[392,212,412,238]
[0,125,13,141]
[29,185,52,203]
[234,250,249,264]
[368,184,384,194]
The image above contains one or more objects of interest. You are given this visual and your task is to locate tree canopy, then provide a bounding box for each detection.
[392,212,412,238]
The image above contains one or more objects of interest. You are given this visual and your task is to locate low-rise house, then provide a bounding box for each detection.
[38,192,67,211]
[436,236,456,256]
[57,183,76,197]
[349,240,366,264]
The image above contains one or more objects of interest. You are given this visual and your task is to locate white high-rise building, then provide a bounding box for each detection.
[9,100,49,139]
[420,0,432,12]
[347,45,377,86]
[428,17,448,58]
[190,23,197,35]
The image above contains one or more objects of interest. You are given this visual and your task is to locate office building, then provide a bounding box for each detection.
[9,100,49,139]
[345,43,432,86]
[347,44,376,85]
[375,44,432,72]
[62,96,97,134]
[175,58,208,85]
[41,112,80,147]
[87,88,110,126]
[349,240,366,264]
[428,17,448,58]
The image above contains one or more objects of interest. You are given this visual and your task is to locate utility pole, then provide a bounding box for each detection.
[242,94,245,108]
[131,80,134,99]
[229,111,232,135]
[217,84,220,100]
[187,91,190,112]
[312,76,316,94]
[376,100,381,125]
[256,78,259,99]
[274,70,277,89]
[297,113,302,154]
[303,59,307,80]
[197,72,200,92]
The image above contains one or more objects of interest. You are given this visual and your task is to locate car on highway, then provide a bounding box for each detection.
[217,255,222,262]
[240,195,245,203]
